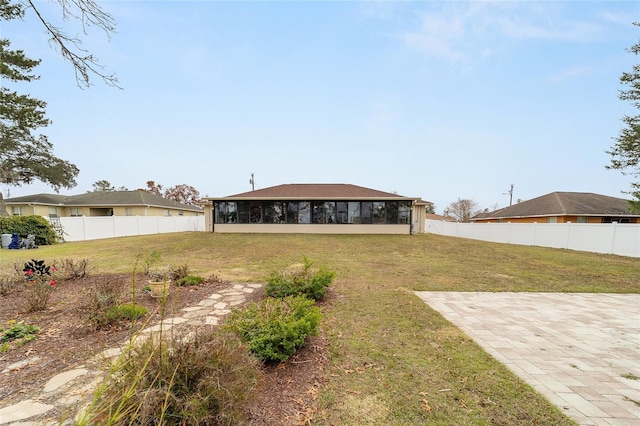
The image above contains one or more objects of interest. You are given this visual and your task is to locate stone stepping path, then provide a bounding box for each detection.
[0,282,263,425]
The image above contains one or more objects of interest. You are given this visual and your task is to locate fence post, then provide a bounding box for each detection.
[82,217,87,242]
[610,222,617,254]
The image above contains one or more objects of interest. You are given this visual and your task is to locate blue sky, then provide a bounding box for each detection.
[4,1,639,213]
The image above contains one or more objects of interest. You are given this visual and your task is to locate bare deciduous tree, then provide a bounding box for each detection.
[444,198,482,222]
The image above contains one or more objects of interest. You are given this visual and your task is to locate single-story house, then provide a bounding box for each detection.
[4,191,203,218]
[426,213,456,222]
[471,192,640,224]
[204,183,432,234]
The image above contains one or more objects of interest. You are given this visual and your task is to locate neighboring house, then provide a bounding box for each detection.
[5,191,203,218]
[204,183,432,234]
[426,213,456,222]
[471,192,639,224]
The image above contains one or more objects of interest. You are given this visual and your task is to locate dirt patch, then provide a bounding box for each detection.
[0,273,330,425]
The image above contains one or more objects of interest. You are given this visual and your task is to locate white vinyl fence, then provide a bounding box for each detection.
[425,219,640,258]
[52,216,205,242]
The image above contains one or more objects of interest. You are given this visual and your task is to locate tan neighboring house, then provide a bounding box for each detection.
[5,191,203,218]
[204,183,432,234]
[426,213,456,222]
[471,192,640,224]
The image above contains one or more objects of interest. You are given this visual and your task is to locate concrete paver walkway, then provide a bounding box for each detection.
[0,282,263,425]
[416,292,640,426]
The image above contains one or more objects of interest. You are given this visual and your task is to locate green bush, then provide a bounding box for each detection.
[172,263,189,281]
[265,256,335,301]
[80,329,262,425]
[176,275,204,286]
[224,296,322,362]
[106,303,147,322]
[87,276,125,330]
[0,215,59,245]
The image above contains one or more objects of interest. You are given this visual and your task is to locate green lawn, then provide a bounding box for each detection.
[3,232,638,424]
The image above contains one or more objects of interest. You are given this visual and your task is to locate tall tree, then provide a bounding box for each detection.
[607,23,640,212]
[164,184,202,206]
[444,198,482,222]
[92,180,114,191]
[0,0,117,216]
[143,180,164,197]
[140,181,202,206]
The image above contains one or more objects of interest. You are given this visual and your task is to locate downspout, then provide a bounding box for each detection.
[211,201,216,234]
[409,201,414,235]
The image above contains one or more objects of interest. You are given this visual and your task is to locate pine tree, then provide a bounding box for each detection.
[607,23,640,212]
[0,1,80,215]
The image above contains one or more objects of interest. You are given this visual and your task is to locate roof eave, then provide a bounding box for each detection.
[474,213,640,220]
[206,196,416,201]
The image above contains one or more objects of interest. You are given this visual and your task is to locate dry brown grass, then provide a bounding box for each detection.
[3,232,638,424]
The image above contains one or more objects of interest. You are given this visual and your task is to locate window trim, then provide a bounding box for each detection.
[213,200,413,225]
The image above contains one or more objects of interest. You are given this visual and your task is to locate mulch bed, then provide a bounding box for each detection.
[0,272,330,425]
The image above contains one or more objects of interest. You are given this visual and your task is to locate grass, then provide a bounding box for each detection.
[2,232,639,424]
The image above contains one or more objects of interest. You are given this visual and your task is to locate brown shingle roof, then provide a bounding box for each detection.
[426,213,456,222]
[6,191,202,212]
[5,193,68,205]
[474,192,637,220]
[216,184,414,200]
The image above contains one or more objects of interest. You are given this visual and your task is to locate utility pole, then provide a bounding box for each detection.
[249,173,255,191]
[506,184,514,206]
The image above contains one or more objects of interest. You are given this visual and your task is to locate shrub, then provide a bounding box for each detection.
[23,259,58,312]
[0,268,22,296]
[176,275,204,286]
[87,276,125,330]
[140,250,162,274]
[265,256,335,301]
[80,329,262,425]
[106,303,147,322]
[224,296,322,362]
[147,265,172,282]
[206,273,226,284]
[172,263,189,281]
[0,215,59,245]
[53,258,90,279]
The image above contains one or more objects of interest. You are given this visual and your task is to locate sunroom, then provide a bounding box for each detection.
[204,184,429,234]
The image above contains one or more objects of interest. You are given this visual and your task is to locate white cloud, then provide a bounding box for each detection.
[396,2,608,63]
[547,65,592,82]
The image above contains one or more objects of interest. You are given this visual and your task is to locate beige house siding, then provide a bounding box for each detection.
[8,203,200,217]
[5,191,203,219]
[412,204,427,234]
[10,204,54,217]
[213,223,411,234]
